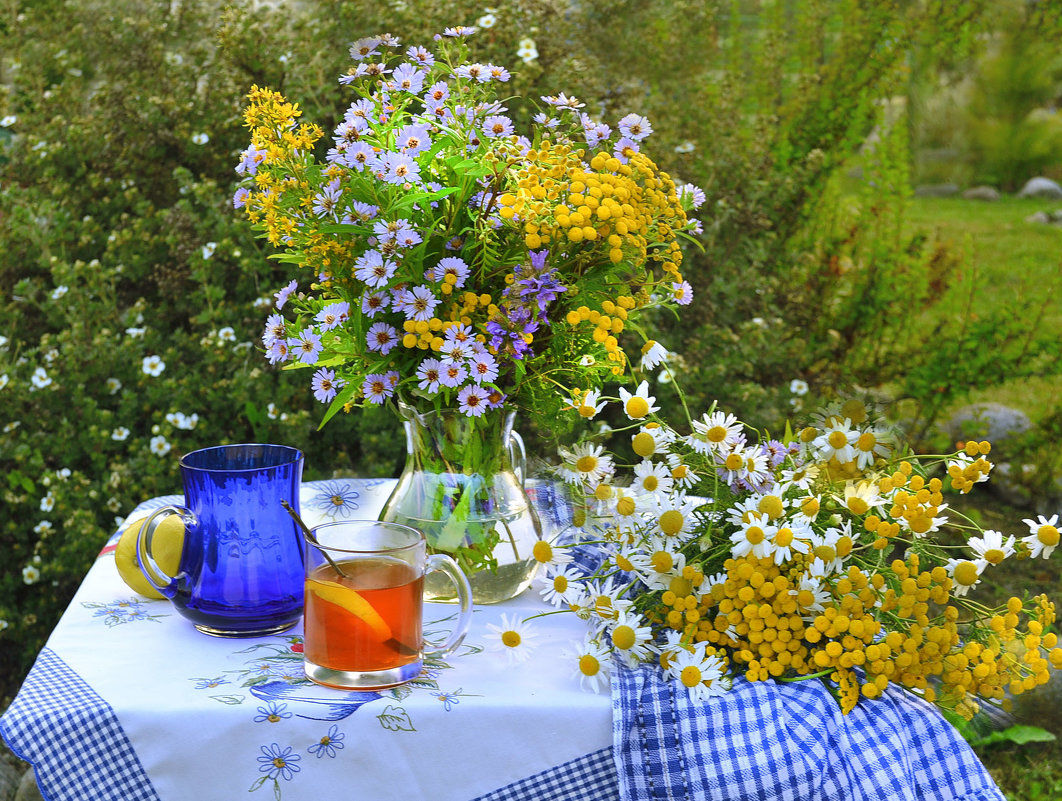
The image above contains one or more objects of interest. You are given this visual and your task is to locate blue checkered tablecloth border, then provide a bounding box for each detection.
[471,747,619,801]
[0,648,161,801]
[613,662,1007,801]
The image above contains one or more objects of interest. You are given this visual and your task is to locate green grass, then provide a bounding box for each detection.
[905,195,1062,423]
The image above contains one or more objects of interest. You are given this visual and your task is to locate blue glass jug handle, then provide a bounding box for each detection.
[136,504,194,598]
[507,430,527,486]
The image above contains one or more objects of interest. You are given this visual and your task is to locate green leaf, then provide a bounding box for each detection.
[970,725,1057,749]
[377,704,416,732]
[319,380,360,429]
[210,695,245,705]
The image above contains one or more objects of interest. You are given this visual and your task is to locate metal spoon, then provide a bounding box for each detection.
[281,500,350,579]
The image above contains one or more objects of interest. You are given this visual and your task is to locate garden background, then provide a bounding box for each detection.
[1,0,1061,798]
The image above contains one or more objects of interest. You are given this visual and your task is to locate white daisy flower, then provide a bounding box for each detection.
[687,410,744,455]
[531,538,574,569]
[567,635,612,694]
[966,529,1015,566]
[632,459,674,502]
[608,610,654,666]
[729,513,776,560]
[666,453,697,489]
[655,495,700,542]
[538,563,584,607]
[946,558,987,597]
[639,339,669,370]
[852,426,892,470]
[573,388,606,419]
[1021,514,1060,559]
[559,441,615,486]
[485,613,539,664]
[770,520,811,566]
[841,480,887,517]
[668,644,731,702]
[631,424,675,459]
[813,417,858,465]
[791,572,831,616]
[617,380,658,420]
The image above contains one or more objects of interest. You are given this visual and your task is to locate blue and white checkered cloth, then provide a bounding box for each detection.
[0,648,161,801]
[613,662,1007,801]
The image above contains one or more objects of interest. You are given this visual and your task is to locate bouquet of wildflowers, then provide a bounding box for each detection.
[524,388,1062,718]
[234,28,702,428]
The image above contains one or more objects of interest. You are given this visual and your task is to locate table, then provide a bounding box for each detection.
[2,479,1008,801]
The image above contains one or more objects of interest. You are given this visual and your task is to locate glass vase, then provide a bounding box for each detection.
[379,400,543,604]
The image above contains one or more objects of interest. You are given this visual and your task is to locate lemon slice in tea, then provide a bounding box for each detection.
[306,578,394,642]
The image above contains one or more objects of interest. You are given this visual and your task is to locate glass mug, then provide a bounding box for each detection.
[137,444,306,637]
[303,520,473,691]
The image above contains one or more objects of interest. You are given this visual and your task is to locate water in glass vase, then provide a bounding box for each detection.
[379,401,543,604]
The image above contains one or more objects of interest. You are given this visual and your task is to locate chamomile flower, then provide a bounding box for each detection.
[791,572,831,616]
[840,480,886,516]
[687,410,743,455]
[583,577,633,623]
[531,538,574,569]
[668,645,730,702]
[729,513,776,560]
[655,495,700,542]
[769,520,811,565]
[639,340,669,370]
[559,442,614,486]
[608,610,654,666]
[666,452,697,489]
[813,418,858,465]
[631,425,674,459]
[567,635,612,694]
[486,613,539,664]
[1021,514,1060,559]
[946,558,987,597]
[632,460,674,502]
[538,563,583,607]
[778,462,820,494]
[852,427,892,470]
[572,388,607,419]
[617,380,658,420]
[967,529,1016,565]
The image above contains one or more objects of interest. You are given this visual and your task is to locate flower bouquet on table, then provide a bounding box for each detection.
[233,28,703,601]
[525,388,1062,719]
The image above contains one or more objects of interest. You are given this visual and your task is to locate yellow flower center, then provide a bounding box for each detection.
[1038,525,1060,547]
[659,510,684,536]
[615,553,634,572]
[576,455,598,473]
[953,561,980,587]
[626,397,649,419]
[801,497,820,517]
[828,431,849,449]
[594,484,614,500]
[578,404,596,418]
[984,548,1006,565]
[651,550,673,572]
[797,589,816,607]
[813,545,836,563]
[616,496,636,516]
[706,425,728,443]
[272,758,286,769]
[532,541,554,563]
[774,527,794,547]
[672,464,689,479]
[553,575,569,593]
[612,624,636,650]
[632,432,656,457]
[836,536,854,557]
[579,654,600,676]
[745,526,765,545]
[856,432,877,452]
[642,475,659,492]
[758,495,784,520]
[847,497,869,515]
[680,665,702,688]
[725,453,743,470]
[501,630,522,648]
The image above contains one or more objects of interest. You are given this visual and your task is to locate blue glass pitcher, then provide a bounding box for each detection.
[136,444,306,637]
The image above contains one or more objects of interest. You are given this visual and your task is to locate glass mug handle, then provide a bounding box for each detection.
[136,504,193,597]
[421,554,473,658]
[507,429,527,485]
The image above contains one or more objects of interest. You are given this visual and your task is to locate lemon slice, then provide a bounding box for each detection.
[306,578,393,643]
[114,515,185,600]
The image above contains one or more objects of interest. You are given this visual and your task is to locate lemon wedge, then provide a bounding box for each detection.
[114,514,185,600]
[306,578,393,643]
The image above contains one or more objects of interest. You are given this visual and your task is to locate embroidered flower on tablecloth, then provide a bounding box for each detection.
[82,598,167,626]
[254,701,292,724]
[191,676,229,690]
[307,725,345,758]
[307,481,361,519]
[254,743,302,783]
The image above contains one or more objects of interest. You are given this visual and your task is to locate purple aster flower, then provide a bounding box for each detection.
[315,302,350,331]
[482,114,515,138]
[345,98,376,122]
[389,63,426,94]
[439,337,473,364]
[350,36,383,61]
[390,287,413,318]
[612,137,640,163]
[455,63,489,83]
[533,112,559,129]
[405,285,440,322]
[312,367,344,403]
[353,250,397,288]
[266,338,291,364]
[395,122,432,156]
[438,361,468,388]
[274,279,297,310]
[441,26,477,38]
[347,200,378,221]
[423,81,450,105]
[354,62,392,80]
[343,141,376,171]
[233,187,250,209]
[362,373,393,405]
[485,64,510,82]
[677,182,707,209]
[540,93,584,110]
[293,330,324,364]
[457,384,489,417]
[378,151,421,185]
[312,179,343,220]
[416,358,443,394]
[444,323,475,343]
[366,322,399,354]
[236,144,267,176]
[469,352,499,384]
[617,113,653,141]
[672,280,693,306]
[373,218,421,248]
[361,290,389,318]
[262,313,287,347]
[406,45,434,67]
